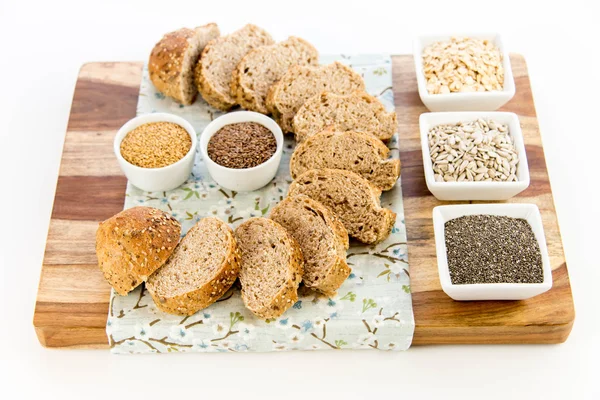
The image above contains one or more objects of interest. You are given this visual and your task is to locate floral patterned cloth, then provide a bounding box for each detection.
[108,54,414,354]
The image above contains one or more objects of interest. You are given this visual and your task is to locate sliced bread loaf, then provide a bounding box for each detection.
[270,195,350,295]
[265,62,365,133]
[234,217,304,319]
[290,129,401,191]
[293,91,397,142]
[148,24,220,105]
[96,207,181,295]
[146,217,240,316]
[195,24,274,110]
[231,37,318,114]
[288,169,396,244]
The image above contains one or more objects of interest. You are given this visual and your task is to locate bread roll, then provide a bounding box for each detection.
[234,218,304,319]
[146,217,240,316]
[148,24,220,105]
[96,207,181,295]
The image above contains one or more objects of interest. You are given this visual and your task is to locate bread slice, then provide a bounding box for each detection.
[266,62,365,133]
[290,128,400,191]
[146,217,240,315]
[231,37,318,114]
[148,24,220,105]
[195,24,274,110]
[288,169,396,244]
[96,207,181,296]
[293,91,397,142]
[234,218,304,319]
[270,195,351,295]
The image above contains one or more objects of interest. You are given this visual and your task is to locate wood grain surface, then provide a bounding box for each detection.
[33,55,574,348]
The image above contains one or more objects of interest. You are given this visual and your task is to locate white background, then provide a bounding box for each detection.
[1,0,598,398]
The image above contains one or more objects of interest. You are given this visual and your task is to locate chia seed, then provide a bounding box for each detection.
[207,122,277,169]
[444,215,543,285]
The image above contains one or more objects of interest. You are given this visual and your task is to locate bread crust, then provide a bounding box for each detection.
[235,218,304,320]
[148,24,219,105]
[292,90,398,142]
[318,256,352,296]
[95,207,181,296]
[194,49,232,110]
[266,62,365,133]
[231,37,318,114]
[290,128,401,190]
[288,169,396,244]
[196,24,274,111]
[146,217,241,316]
[270,195,351,296]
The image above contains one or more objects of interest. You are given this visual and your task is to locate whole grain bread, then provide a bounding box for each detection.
[288,169,396,244]
[293,91,397,142]
[266,62,365,133]
[195,24,274,110]
[231,37,318,114]
[95,207,181,296]
[146,217,240,316]
[270,195,350,295]
[148,24,220,105]
[234,218,304,319]
[290,128,400,190]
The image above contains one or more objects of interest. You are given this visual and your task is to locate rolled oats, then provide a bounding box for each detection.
[422,37,505,95]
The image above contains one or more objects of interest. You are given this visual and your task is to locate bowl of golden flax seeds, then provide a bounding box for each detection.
[114,113,197,192]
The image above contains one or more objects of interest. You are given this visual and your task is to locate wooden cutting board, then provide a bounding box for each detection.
[33,55,574,348]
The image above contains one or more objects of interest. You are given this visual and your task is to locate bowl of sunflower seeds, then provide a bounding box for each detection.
[419,111,529,200]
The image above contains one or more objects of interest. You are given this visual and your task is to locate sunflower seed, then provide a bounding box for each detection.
[427,118,520,184]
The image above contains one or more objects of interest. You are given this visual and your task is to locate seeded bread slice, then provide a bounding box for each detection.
[148,24,220,105]
[231,37,318,114]
[288,169,396,244]
[290,128,400,191]
[146,217,240,316]
[95,207,181,296]
[195,24,274,110]
[293,91,397,142]
[265,62,365,133]
[270,195,350,295]
[234,218,304,319]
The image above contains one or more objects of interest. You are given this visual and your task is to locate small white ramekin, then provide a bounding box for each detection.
[433,203,553,301]
[199,111,283,192]
[413,33,515,112]
[420,111,529,201]
[114,113,197,192]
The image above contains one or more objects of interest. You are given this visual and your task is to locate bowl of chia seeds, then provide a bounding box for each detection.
[432,203,552,301]
[199,111,283,192]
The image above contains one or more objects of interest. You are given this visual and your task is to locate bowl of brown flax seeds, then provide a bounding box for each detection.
[199,111,283,192]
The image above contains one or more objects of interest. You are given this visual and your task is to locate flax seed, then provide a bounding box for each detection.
[207,122,276,169]
[120,122,192,168]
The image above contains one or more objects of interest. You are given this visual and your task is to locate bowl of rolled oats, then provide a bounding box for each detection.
[419,111,529,200]
[413,34,515,111]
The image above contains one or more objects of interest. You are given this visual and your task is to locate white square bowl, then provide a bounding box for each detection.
[420,111,529,201]
[413,33,515,111]
[433,203,553,301]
